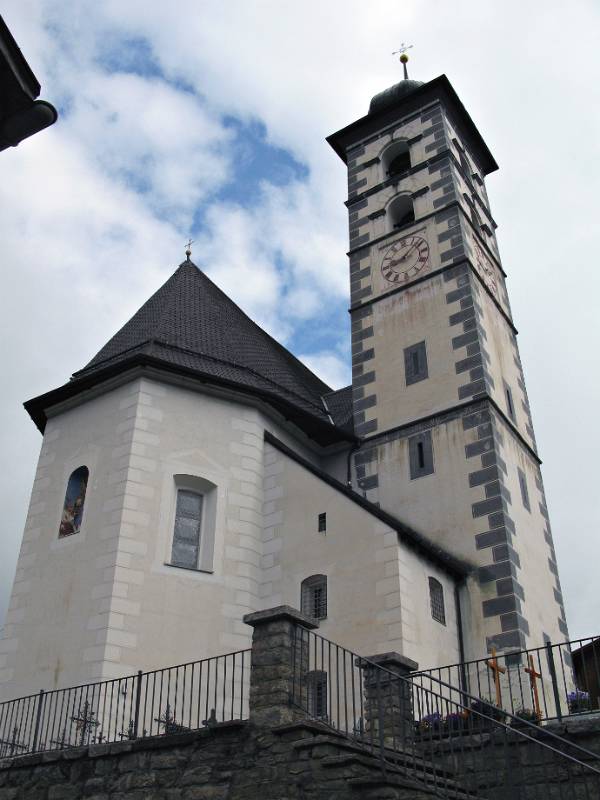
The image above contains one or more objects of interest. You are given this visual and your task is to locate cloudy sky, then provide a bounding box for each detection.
[1,1,599,643]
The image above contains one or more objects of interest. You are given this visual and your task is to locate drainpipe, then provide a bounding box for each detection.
[454,579,468,695]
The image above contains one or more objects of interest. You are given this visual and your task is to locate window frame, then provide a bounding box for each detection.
[165,474,218,574]
[301,574,328,620]
[404,340,428,386]
[428,577,446,626]
[58,465,89,539]
[408,430,434,480]
[518,468,531,512]
[170,488,204,571]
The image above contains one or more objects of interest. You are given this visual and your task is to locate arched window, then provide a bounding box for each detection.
[428,577,446,625]
[382,140,411,178]
[171,489,203,569]
[387,194,415,231]
[58,466,89,538]
[307,670,328,720]
[301,574,327,619]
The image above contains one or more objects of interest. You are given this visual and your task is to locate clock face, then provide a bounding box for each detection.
[474,241,498,296]
[381,235,429,285]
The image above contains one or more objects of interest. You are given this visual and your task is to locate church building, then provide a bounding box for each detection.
[0,66,568,699]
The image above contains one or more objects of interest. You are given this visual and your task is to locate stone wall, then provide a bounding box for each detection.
[0,720,439,800]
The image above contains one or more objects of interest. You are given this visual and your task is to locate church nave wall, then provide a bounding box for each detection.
[261,439,461,670]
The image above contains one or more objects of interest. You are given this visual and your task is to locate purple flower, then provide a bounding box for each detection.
[568,690,589,702]
[421,712,442,723]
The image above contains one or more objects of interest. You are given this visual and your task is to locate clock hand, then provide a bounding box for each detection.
[402,240,419,260]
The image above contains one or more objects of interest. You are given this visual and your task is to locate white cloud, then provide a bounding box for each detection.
[299,352,350,391]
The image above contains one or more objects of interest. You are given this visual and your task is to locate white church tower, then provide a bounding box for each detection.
[328,60,568,659]
[0,65,568,700]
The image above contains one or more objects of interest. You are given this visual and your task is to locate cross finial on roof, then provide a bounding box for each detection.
[185,238,194,259]
[392,43,413,80]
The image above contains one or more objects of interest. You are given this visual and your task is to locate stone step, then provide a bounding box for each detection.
[322,752,478,799]
[348,774,480,800]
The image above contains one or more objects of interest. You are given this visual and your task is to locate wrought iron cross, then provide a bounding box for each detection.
[485,646,506,709]
[119,719,136,741]
[185,238,194,258]
[0,725,26,756]
[525,655,543,720]
[154,703,176,734]
[71,700,100,747]
[50,725,70,750]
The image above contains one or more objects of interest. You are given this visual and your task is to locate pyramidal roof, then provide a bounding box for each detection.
[25,259,354,445]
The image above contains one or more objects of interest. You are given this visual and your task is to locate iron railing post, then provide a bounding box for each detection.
[132,670,143,739]
[546,641,563,722]
[31,689,44,753]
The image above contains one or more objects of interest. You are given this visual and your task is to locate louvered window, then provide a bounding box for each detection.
[301,575,328,619]
[404,341,428,385]
[171,489,203,569]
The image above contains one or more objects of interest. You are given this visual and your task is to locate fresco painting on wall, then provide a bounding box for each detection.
[58,466,89,538]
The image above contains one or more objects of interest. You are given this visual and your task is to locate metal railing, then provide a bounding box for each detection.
[414,636,600,724]
[0,649,250,757]
[291,627,600,799]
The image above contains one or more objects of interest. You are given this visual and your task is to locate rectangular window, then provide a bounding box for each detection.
[171,489,203,569]
[301,575,327,619]
[308,672,328,719]
[318,512,327,533]
[429,577,446,625]
[409,430,434,479]
[518,468,530,512]
[404,341,428,386]
[504,381,516,422]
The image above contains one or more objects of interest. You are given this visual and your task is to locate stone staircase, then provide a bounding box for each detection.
[274,719,481,799]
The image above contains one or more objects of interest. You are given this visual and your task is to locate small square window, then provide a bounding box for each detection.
[409,430,434,479]
[318,512,327,533]
[518,468,530,512]
[404,341,428,386]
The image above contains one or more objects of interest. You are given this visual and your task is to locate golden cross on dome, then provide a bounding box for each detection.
[392,43,414,79]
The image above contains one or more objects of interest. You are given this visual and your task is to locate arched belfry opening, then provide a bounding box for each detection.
[387,194,415,231]
[382,140,411,178]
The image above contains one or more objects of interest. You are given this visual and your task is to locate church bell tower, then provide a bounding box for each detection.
[327,60,568,658]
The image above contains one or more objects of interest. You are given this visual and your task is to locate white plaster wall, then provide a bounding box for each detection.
[0,382,147,698]
[368,276,468,432]
[260,441,461,670]
[498,437,565,647]
[477,288,536,450]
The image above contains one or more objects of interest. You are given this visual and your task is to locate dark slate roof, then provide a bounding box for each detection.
[25,259,356,446]
[323,385,353,435]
